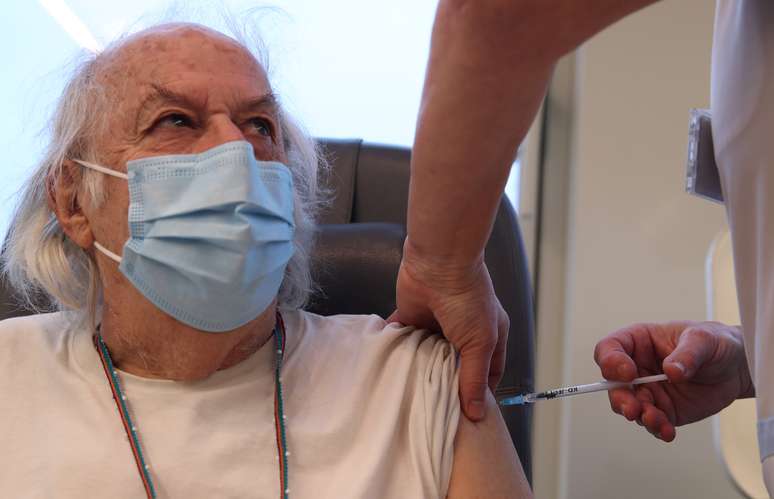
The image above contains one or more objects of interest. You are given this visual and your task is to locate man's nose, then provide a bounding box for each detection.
[194,115,245,152]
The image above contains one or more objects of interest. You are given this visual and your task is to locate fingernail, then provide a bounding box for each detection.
[468,400,485,420]
[672,362,686,375]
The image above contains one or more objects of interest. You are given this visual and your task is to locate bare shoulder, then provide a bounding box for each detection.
[447,389,533,499]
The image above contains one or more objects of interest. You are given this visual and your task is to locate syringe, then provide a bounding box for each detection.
[499,373,668,406]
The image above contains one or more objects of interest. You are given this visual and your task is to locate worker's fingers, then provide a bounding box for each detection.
[487,307,509,392]
[608,387,642,421]
[635,387,676,442]
[662,326,718,382]
[458,338,496,422]
[640,402,676,442]
[386,309,399,324]
[386,302,439,332]
[594,336,638,382]
[644,382,677,426]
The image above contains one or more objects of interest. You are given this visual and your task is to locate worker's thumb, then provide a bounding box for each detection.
[458,341,494,422]
[662,326,716,383]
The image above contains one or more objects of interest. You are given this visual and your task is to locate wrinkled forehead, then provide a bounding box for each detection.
[97,23,269,100]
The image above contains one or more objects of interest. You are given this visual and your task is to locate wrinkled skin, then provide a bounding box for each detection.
[594,321,753,441]
[51,24,286,380]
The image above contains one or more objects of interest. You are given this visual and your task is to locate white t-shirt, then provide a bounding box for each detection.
[0,310,459,499]
[712,0,774,493]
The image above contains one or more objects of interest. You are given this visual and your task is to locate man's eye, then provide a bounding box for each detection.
[249,117,273,137]
[155,113,194,129]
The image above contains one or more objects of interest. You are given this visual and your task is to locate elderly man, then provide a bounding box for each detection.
[0,23,531,499]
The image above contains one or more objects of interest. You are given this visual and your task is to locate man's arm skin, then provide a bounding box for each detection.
[447,389,533,498]
[398,0,662,421]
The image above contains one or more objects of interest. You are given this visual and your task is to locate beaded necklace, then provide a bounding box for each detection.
[93,313,290,499]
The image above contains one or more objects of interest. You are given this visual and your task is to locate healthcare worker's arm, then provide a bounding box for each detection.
[447,389,533,498]
[393,0,661,421]
[594,321,755,441]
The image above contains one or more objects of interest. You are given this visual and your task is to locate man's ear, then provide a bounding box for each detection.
[48,159,94,250]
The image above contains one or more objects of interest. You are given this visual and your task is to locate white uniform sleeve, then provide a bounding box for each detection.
[713,3,774,494]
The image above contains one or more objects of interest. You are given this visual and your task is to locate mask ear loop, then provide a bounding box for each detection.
[72,159,129,180]
[71,159,128,264]
[94,242,122,264]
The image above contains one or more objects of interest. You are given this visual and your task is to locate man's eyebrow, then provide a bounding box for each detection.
[136,84,201,124]
[140,83,198,112]
[136,84,279,124]
[237,92,279,114]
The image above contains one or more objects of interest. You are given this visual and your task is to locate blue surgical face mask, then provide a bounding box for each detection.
[74,140,296,332]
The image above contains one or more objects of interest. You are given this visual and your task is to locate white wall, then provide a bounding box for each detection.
[538,1,743,498]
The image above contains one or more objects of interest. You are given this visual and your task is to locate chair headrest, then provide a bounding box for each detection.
[306,223,405,318]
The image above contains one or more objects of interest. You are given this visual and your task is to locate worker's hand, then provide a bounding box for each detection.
[388,242,508,422]
[594,321,752,442]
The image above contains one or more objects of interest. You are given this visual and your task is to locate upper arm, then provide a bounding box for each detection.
[446,389,533,499]
[440,0,662,61]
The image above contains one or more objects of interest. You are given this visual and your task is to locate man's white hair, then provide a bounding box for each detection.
[0,19,327,328]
